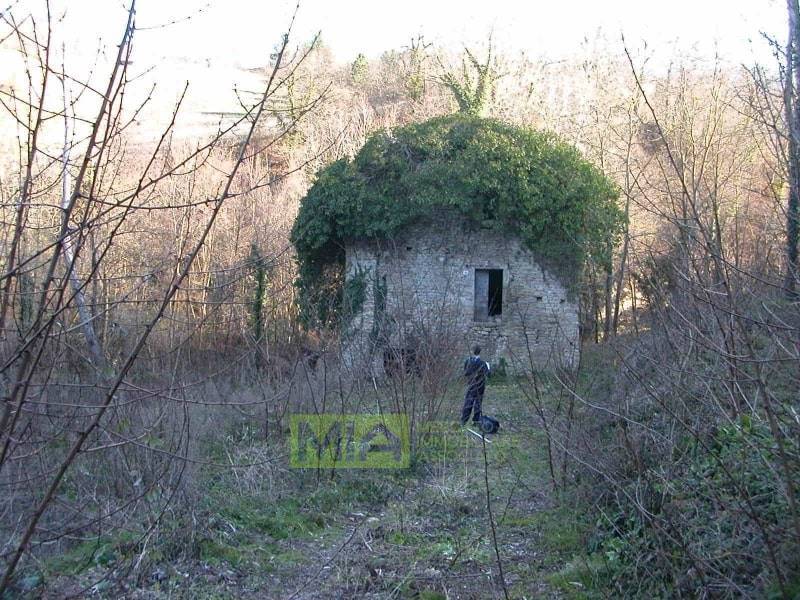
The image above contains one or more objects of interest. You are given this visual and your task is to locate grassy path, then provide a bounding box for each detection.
[39,384,590,598]
[264,383,583,599]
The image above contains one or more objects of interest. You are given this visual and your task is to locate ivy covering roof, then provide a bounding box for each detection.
[291,114,622,326]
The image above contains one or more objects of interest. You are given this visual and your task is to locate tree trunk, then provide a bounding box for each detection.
[603,264,613,340]
[785,0,800,297]
[61,119,104,369]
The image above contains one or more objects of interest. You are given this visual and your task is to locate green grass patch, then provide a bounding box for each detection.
[502,499,592,578]
[217,495,324,540]
[307,476,392,512]
[547,555,610,599]
[195,537,305,572]
[387,531,425,546]
[196,538,245,566]
[417,591,447,600]
[44,531,138,576]
[419,540,456,561]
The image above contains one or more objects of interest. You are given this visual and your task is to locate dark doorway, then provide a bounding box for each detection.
[474,269,503,320]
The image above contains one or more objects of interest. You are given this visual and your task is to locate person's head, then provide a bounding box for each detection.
[472,345,481,356]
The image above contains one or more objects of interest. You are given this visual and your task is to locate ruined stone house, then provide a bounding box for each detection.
[342,210,579,375]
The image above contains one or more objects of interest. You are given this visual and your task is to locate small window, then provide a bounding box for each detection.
[474,269,503,321]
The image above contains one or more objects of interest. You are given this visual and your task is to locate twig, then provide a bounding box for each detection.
[481,433,509,599]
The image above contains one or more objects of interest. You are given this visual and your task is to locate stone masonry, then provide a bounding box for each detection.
[342,210,579,375]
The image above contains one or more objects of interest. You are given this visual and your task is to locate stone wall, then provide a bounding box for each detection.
[342,211,579,375]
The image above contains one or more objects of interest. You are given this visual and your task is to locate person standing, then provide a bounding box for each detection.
[461,345,490,425]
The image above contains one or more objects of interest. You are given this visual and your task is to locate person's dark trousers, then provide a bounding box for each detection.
[460,390,483,425]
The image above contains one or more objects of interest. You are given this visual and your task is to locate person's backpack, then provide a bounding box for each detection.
[479,415,500,434]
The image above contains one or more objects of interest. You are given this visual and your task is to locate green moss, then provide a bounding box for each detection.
[291,114,622,326]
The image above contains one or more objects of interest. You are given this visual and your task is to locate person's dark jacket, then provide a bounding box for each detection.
[464,355,489,397]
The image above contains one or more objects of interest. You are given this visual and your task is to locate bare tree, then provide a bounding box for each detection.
[784,1,800,296]
[0,0,326,592]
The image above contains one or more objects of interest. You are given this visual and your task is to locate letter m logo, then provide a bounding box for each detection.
[290,414,409,469]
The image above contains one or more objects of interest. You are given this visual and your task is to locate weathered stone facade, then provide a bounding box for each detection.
[342,211,579,375]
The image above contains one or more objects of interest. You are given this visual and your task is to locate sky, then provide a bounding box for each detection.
[128,0,785,66]
[0,0,789,143]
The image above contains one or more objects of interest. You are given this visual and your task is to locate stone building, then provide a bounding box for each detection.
[342,210,579,375]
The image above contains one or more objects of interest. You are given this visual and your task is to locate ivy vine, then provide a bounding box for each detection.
[341,265,368,328]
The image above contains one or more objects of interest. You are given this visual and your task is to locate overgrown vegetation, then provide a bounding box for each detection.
[520,327,800,598]
[2,0,799,597]
[291,114,622,326]
[6,381,580,598]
